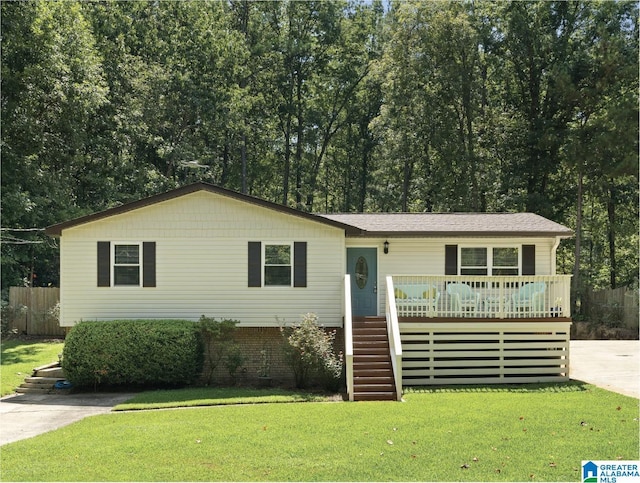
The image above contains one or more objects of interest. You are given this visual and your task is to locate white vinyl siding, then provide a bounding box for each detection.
[59,191,345,327]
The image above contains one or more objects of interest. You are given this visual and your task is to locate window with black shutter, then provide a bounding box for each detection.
[248,241,307,287]
[97,241,156,287]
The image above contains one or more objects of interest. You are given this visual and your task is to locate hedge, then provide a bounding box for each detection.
[62,320,203,388]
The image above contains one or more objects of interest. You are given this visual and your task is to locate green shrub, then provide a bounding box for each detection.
[198,316,242,385]
[62,320,203,388]
[281,313,343,390]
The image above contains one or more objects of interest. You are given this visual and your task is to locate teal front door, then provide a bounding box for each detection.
[347,248,378,317]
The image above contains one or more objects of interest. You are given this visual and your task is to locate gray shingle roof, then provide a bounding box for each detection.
[318,212,573,237]
[46,182,573,239]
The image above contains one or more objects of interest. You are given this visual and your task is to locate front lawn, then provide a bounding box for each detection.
[114,387,338,411]
[2,383,638,481]
[0,338,65,396]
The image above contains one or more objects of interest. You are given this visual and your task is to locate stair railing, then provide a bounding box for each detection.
[344,274,354,401]
[385,276,403,401]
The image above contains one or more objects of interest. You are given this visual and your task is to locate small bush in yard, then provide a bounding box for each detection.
[198,316,242,385]
[62,320,203,389]
[281,313,343,390]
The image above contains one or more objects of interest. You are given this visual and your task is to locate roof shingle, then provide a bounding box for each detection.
[318,212,573,237]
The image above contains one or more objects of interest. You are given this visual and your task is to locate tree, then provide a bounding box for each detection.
[1,1,108,287]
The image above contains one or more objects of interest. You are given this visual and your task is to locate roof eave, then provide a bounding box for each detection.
[346,231,574,238]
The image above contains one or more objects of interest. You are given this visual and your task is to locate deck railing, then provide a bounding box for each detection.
[384,276,403,401]
[391,275,572,319]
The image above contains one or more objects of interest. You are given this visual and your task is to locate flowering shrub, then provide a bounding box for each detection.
[281,313,343,390]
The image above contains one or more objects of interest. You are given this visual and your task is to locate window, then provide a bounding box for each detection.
[492,247,519,275]
[113,243,141,286]
[264,244,292,286]
[248,241,307,288]
[460,247,488,275]
[460,246,520,276]
[97,241,156,288]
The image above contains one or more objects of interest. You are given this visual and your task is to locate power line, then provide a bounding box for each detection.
[1,228,45,232]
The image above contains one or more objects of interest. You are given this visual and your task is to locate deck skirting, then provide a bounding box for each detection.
[399,320,571,385]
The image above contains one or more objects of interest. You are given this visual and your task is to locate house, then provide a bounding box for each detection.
[46,182,573,400]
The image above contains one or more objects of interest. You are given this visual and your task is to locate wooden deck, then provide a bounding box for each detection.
[345,275,573,401]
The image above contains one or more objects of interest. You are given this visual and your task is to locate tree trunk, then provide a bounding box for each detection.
[282,114,291,206]
[294,75,304,210]
[607,180,617,288]
[572,165,583,315]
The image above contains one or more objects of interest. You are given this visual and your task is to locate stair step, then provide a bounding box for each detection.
[353,372,394,384]
[353,324,386,331]
[354,360,391,366]
[33,361,61,373]
[36,367,65,378]
[354,367,394,375]
[354,376,394,385]
[353,383,395,391]
[353,327,388,340]
[353,367,393,378]
[354,353,389,360]
[353,322,387,329]
[15,386,52,395]
[354,339,388,346]
[354,347,389,356]
[353,316,386,322]
[25,376,64,385]
[354,392,396,401]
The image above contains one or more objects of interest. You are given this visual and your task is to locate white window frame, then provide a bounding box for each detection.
[263,242,293,287]
[459,245,520,276]
[491,246,520,276]
[111,242,142,287]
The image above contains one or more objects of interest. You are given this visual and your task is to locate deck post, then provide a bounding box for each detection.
[344,275,354,401]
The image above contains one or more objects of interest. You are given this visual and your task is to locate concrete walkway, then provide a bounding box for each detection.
[0,341,637,446]
[0,392,135,446]
[569,340,639,399]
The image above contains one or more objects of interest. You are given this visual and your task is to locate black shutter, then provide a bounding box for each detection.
[445,245,458,275]
[294,242,307,287]
[248,242,262,287]
[97,241,111,287]
[143,242,156,287]
[522,245,536,275]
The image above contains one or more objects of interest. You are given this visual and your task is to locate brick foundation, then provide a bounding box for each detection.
[202,327,345,387]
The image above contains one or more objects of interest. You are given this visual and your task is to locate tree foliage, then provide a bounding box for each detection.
[2,0,637,298]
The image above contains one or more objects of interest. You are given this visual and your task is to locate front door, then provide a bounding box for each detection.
[347,248,378,317]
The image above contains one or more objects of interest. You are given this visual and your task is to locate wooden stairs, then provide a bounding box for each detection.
[352,317,397,401]
[16,362,66,394]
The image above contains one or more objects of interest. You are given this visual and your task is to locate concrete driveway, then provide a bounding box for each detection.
[0,392,135,446]
[569,340,639,399]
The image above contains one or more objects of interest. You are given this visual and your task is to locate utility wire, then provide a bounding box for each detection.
[1,228,45,232]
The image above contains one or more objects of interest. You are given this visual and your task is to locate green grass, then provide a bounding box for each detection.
[2,383,638,481]
[0,338,65,396]
[114,387,339,410]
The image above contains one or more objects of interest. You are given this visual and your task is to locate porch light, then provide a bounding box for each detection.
[384,240,389,254]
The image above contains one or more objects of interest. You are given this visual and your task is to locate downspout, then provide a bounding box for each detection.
[551,237,561,275]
